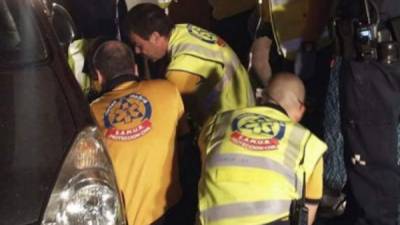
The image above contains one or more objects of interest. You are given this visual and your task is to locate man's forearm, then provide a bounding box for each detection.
[251,36,273,87]
[305,203,319,225]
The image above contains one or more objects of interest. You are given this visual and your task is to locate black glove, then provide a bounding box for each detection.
[294,41,317,80]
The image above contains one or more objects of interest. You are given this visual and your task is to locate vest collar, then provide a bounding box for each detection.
[103,74,139,93]
[263,102,288,116]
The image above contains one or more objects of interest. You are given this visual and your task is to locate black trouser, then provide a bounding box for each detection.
[340,60,400,225]
[151,132,201,225]
[301,44,333,139]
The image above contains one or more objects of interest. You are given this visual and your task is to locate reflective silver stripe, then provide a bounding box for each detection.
[203,54,244,110]
[170,42,224,111]
[170,43,224,64]
[219,55,242,92]
[171,42,253,110]
[206,56,256,109]
[201,200,291,222]
[282,126,309,196]
[295,172,304,197]
[211,112,233,141]
[283,126,307,168]
[206,153,295,185]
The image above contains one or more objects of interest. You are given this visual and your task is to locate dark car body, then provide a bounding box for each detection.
[0,0,94,224]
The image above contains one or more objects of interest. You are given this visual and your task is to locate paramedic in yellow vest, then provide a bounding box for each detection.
[198,73,327,225]
[90,40,184,225]
[125,3,255,128]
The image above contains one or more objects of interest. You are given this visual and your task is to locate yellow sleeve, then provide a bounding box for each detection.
[168,54,219,80]
[173,81,185,119]
[166,70,202,95]
[305,158,323,201]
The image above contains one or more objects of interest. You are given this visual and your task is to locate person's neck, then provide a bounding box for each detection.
[264,102,288,116]
[104,74,138,92]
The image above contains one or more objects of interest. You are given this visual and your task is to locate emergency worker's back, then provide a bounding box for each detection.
[90,79,184,225]
[198,106,326,225]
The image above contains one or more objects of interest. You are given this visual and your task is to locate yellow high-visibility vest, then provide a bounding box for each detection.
[68,39,91,95]
[199,106,327,225]
[168,24,255,118]
[90,80,184,225]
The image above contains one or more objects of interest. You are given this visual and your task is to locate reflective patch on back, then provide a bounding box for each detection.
[103,93,152,141]
[230,113,286,151]
[187,24,225,46]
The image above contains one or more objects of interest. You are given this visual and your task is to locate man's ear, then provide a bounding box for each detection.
[290,102,306,123]
[297,103,306,122]
[96,69,104,85]
[149,31,161,43]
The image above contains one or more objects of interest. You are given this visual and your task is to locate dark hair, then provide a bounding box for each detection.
[92,40,135,81]
[124,3,174,39]
[84,36,115,78]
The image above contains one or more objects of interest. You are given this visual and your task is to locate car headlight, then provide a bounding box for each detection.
[41,126,126,225]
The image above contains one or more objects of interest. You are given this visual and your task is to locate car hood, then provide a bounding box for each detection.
[0,66,77,225]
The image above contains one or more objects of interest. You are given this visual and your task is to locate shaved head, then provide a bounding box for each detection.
[93,40,136,80]
[264,72,306,122]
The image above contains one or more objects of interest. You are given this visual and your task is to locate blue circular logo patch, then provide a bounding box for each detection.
[230,113,285,150]
[103,93,152,141]
[187,24,225,46]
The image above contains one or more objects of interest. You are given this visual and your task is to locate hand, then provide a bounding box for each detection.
[294,42,317,80]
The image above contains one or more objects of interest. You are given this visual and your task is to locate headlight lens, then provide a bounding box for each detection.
[41,127,126,225]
